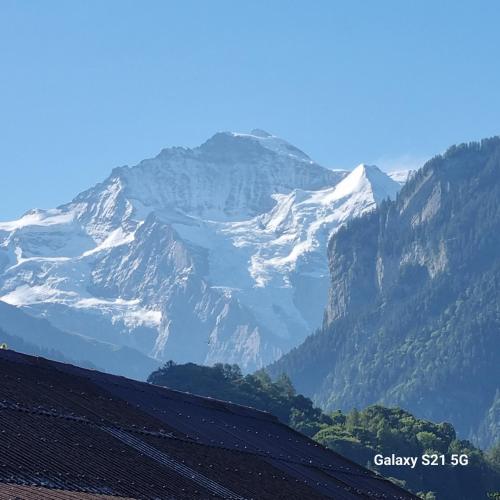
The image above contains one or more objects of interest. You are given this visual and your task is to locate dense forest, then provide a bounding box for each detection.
[268,138,500,450]
[148,361,500,500]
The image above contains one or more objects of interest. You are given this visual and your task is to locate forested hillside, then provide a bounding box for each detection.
[148,361,330,435]
[148,361,500,500]
[268,137,500,450]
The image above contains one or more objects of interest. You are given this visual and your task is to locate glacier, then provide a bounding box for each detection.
[0,130,403,373]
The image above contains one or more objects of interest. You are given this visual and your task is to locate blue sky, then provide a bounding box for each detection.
[1,0,500,220]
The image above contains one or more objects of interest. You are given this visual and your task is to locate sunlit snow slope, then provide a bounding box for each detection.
[0,130,402,372]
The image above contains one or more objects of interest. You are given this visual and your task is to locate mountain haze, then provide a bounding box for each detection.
[0,300,158,379]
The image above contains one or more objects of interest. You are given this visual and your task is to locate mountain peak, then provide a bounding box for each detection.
[219,130,312,162]
[333,163,400,203]
[353,163,382,175]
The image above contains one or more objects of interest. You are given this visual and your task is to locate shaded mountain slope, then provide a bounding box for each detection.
[0,301,158,379]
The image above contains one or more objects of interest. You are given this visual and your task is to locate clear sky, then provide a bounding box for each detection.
[1,0,500,220]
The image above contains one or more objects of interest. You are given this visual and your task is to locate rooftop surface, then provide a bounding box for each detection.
[0,349,416,499]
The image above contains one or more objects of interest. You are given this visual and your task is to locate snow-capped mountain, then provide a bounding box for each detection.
[0,130,402,373]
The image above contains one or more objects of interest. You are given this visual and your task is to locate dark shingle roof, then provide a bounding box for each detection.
[0,350,417,499]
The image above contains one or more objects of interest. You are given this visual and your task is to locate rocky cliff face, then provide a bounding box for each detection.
[269,137,500,448]
[0,130,401,372]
